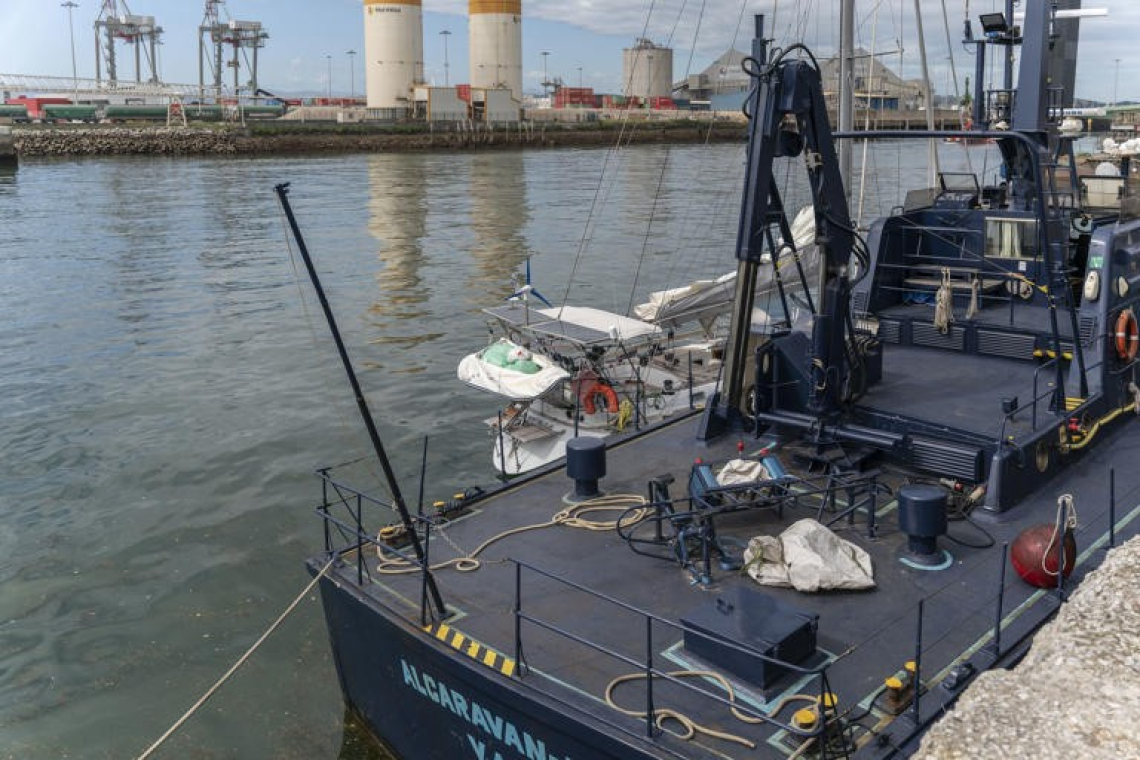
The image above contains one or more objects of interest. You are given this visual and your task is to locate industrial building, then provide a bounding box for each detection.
[819,49,923,111]
[676,49,752,111]
[469,0,523,102]
[622,39,673,102]
[363,0,424,111]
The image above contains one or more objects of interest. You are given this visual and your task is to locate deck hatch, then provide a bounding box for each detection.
[680,587,818,690]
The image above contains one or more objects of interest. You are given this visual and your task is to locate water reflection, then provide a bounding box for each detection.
[0,161,16,191]
[468,151,530,300]
[366,154,436,359]
[337,709,395,760]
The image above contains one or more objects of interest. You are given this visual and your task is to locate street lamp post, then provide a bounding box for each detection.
[326,54,332,100]
[541,51,550,98]
[577,66,583,89]
[62,1,79,98]
[347,49,357,100]
[440,30,451,87]
[1114,58,1121,108]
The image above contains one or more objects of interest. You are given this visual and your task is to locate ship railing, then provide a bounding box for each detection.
[508,558,838,748]
[507,469,1136,752]
[316,468,444,621]
[1012,332,1116,438]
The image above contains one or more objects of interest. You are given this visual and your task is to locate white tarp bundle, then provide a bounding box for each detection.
[743,519,875,592]
[457,340,570,401]
[717,458,770,485]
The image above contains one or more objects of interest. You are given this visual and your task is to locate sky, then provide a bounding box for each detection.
[0,0,1137,103]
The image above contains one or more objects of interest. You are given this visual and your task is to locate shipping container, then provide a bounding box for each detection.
[0,104,29,121]
[103,105,168,121]
[42,104,98,122]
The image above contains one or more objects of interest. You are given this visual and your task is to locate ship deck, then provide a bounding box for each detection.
[318,406,1140,759]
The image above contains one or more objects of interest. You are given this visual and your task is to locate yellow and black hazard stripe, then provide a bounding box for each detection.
[424,622,516,678]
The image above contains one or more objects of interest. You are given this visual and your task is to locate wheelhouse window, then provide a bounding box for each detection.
[984,217,1037,259]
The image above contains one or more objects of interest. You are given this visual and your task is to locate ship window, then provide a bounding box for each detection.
[984,217,1037,259]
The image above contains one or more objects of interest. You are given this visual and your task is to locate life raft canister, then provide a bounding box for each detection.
[1114,307,1139,362]
[579,381,619,415]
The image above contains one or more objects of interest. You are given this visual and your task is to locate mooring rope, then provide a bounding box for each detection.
[134,555,337,760]
[376,494,651,574]
[605,669,817,749]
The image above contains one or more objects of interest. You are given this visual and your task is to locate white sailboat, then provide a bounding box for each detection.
[459,206,819,477]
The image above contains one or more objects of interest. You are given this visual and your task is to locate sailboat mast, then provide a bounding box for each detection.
[838,0,855,187]
[274,183,447,620]
[913,0,939,186]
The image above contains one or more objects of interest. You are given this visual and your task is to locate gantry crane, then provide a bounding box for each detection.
[198,0,269,102]
[95,0,163,86]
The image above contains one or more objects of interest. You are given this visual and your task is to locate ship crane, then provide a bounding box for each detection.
[94,0,163,86]
[198,0,269,102]
[701,15,866,442]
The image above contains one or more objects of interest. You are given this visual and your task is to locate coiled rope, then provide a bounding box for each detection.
[605,669,816,749]
[135,556,337,760]
[1041,493,1079,578]
[376,494,652,574]
[934,267,954,334]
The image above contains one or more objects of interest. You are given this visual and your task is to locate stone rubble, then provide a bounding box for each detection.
[916,536,1140,759]
[10,123,747,157]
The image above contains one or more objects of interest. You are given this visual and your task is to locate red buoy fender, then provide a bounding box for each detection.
[580,381,619,415]
[1011,523,1077,588]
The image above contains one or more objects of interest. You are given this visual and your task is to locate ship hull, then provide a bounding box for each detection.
[311,563,671,760]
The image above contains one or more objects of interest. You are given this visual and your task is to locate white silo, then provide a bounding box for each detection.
[622,38,674,102]
[363,0,423,110]
[469,0,523,101]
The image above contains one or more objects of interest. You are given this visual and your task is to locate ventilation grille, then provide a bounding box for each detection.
[977,330,1035,360]
[913,323,964,350]
[877,319,902,344]
[910,437,985,482]
[1079,315,1099,347]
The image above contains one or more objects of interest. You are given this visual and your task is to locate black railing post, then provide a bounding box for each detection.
[514,561,522,675]
[320,469,331,552]
[1110,466,1117,549]
[911,598,924,726]
[645,616,655,738]
[356,494,364,586]
[993,543,1008,659]
[688,353,695,411]
[417,436,429,517]
[497,410,508,481]
[421,519,432,626]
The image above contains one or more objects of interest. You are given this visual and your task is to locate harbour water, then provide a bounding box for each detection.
[0,144,747,758]
[0,138,1011,758]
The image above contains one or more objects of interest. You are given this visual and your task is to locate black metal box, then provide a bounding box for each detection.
[681,586,818,689]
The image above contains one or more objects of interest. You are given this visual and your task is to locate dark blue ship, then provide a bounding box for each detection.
[277,4,1140,758]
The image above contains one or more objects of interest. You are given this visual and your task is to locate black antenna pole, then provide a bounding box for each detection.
[274,183,446,620]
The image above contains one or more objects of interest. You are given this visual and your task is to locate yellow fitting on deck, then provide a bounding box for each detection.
[792,708,819,729]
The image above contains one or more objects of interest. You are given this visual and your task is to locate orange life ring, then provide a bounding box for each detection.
[1114,308,1139,362]
[580,381,619,415]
